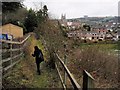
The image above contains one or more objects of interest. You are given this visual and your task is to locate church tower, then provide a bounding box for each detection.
[61,14,67,23]
[61,14,66,21]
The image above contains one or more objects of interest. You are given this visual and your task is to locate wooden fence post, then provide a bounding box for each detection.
[2,35,30,76]
[56,53,81,89]
[83,70,95,90]
[64,44,67,88]
[0,46,2,90]
[10,43,12,65]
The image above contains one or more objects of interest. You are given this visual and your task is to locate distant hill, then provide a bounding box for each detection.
[67,16,118,23]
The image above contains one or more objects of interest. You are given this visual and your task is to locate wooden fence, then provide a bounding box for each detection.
[0,35,31,77]
[55,53,95,90]
[39,36,95,90]
[0,33,95,89]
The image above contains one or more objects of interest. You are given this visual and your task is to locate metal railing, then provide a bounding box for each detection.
[0,35,31,76]
[55,53,95,90]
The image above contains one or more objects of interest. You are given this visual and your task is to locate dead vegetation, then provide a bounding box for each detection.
[35,19,119,88]
[67,45,118,88]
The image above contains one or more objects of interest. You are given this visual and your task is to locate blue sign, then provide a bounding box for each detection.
[0,34,8,40]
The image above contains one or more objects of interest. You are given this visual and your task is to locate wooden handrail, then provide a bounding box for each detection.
[3,60,20,71]
[2,34,31,77]
[55,53,81,89]
[55,53,95,89]
[20,35,30,44]
[2,48,22,53]
[55,63,66,89]
[2,53,23,63]
[0,35,30,45]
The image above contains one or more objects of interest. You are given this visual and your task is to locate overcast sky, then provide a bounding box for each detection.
[23,0,120,19]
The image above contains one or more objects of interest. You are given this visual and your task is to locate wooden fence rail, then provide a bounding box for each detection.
[1,34,94,89]
[55,53,81,90]
[55,53,95,90]
[0,34,31,76]
[0,35,30,45]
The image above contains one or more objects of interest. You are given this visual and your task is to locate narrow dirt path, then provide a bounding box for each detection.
[2,35,62,89]
[3,59,61,89]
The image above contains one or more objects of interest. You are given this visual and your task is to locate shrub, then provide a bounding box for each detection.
[68,45,118,87]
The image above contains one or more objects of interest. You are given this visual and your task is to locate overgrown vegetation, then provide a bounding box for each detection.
[36,18,119,88]
[67,44,118,87]
[35,20,66,68]
[2,34,61,89]
[2,2,48,34]
[2,2,119,89]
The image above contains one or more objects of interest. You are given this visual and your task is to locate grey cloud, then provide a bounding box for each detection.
[24,0,119,19]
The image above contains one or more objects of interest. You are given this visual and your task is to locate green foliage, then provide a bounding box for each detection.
[2,2,23,13]
[2,2,25,25]
[36,9,44,23]
[24,5,48,33]
[2,3,49,34]
[24,9,38,32]
[2,7,28,25]
[2,3,28,34]
[43,5,48,19]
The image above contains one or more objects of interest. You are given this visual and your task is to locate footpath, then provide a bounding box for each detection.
[2,36,62,89]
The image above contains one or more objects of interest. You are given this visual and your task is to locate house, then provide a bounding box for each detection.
[105,34,113,40]
[80,31,101,41]
[67,27,109,42]
[67,22,81,30]
[0,23,23,39]
[67,30,80,38]
[67,30,105,41]
[115,30,120,40]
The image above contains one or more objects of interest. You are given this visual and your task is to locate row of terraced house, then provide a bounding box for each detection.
[60,14,120,42]
[67,27,120,42]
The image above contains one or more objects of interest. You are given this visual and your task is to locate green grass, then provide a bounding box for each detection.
[32,66,50,88]
[79,43,118,51]
[3,36,61,88]
[37,40,44,51]
[31,40,61,88]
[31,62,61,88]
[28,36,33,42]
